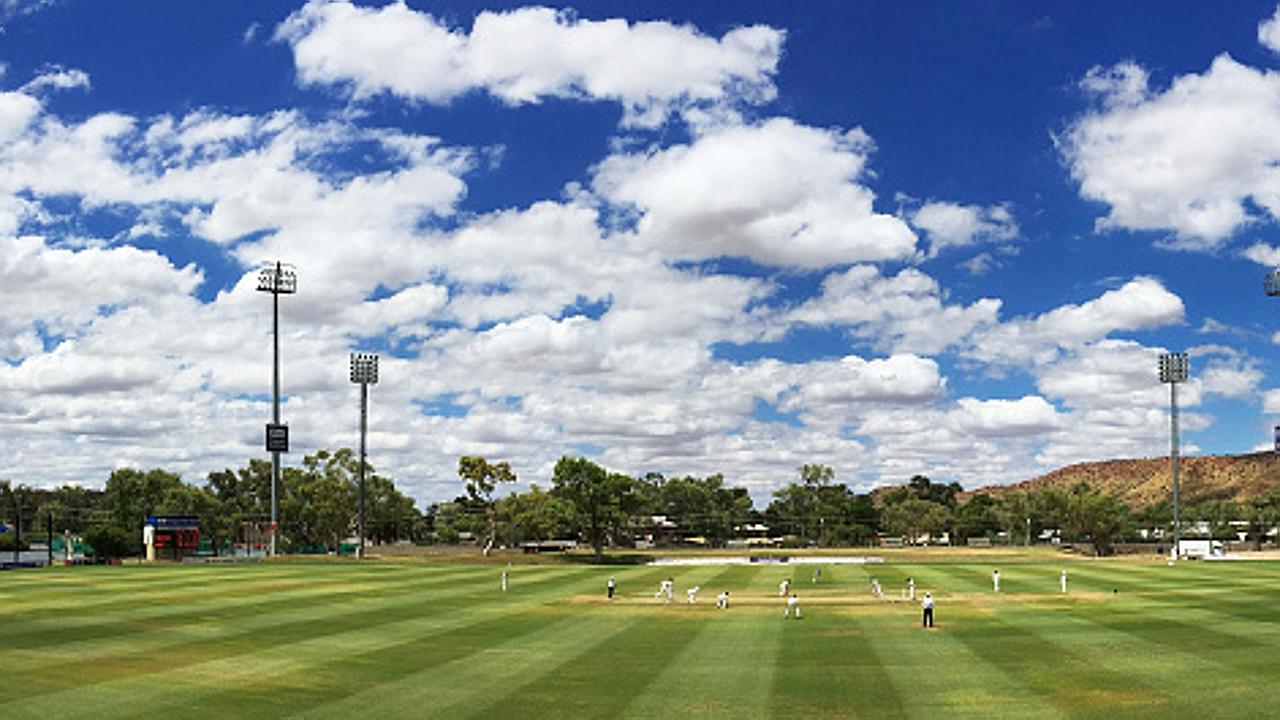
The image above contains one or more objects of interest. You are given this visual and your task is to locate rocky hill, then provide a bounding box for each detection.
[971,452,1280,509]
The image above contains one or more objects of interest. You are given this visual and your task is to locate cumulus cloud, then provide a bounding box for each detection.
[1243,241,1280,266]
[969,277,1184,365]
[787,265,1001,354]
[909,201,1018,256]
[1260,5,1280,54]
[1063,55,1280,246]
[276,1,784,127]
[592,118,918,268]
[951,396,1063,438]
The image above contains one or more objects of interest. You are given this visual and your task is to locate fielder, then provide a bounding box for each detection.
[501,569,509,592]
[779,578,791,597]
[870,577,883,598]
[655,578,674,603]
[1060,570,1068,594]
[607,576,616,600]
[716,591,730,609]
[687,585,700,604]
[784,593,801,619]
[992,569,1000,593]
[907,577,915,601]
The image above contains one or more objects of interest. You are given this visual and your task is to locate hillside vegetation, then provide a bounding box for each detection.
[975,452,1280,508]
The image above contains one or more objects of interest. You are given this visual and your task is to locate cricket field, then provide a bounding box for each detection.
[2,551,1278,719]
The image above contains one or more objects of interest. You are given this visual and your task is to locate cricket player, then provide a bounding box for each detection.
[1060,570,1068,594]
[922,592,934,627]
[656,578,674,603]
[992,569,1000,593]
[607,576,616,600]
[812,567,821,583]
[716,591,730,609]
[501,569,509,592]
[687,585,700,604]
[870,577,883,598]
[779,578,791,597]
[784,593,801,619]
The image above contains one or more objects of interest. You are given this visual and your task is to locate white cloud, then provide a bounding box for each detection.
[1264,388,1280,413]
[1064,55,1280,246]
[20,66,90,94]
[787,265,1001,354]
[969,277,1184,366]
[1243,241,1280,266]
[276,2,784,127]
[593,119,918,268]
[1079,61,1149,108]
[1260,5,1280,54]
[951,396,1063,438]
[909,201,1018,256]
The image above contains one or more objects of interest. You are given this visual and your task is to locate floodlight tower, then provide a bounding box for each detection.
[257,261,297,557]
[1158,351,1189,558]
[350,353,379,560]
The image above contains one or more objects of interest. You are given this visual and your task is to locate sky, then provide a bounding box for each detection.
[5,1,1280,508]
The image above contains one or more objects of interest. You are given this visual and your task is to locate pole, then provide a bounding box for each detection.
[1170,381,1181,557]
[47,511,53,566]
[271,261,281,557]
[358,380,368,560]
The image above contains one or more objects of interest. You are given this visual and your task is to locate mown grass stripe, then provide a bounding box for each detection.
[2,564,514,682]
[484,612,707,719]
[1,566,592,712]
[768,607,906,718]
[855,603,1068,720]
[292,605,639,719]
[617,567,778,720]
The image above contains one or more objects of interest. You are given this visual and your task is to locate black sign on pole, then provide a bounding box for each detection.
[1274,425,1280,453]
[266,423,289,453]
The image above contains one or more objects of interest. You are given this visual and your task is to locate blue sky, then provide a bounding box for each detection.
[5,1,1280,506]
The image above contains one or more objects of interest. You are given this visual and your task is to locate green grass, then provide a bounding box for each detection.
[3,556,1280,718]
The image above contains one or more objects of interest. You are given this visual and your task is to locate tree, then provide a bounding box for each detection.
[458,456,517,554]
[953,494,1001,544]
[880,497,952,545]
[101,468,185,532]
[1061,483,1130,556]
[551,456,637,562]
[495,485,575,544]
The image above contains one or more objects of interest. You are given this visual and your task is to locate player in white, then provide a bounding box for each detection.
[716,591,730,609]
[607,576,616,600]
[687,585,700,604]
[812,567,821,583]
[779,578,791,597]
[1060,570,1068,594]
[907,577,915,601]
[992,569,1000,593]
[655,578,674,603]
[784,593,801,619]
[501,568,509,592]
[870,577,883,598]
[921,592,935,627]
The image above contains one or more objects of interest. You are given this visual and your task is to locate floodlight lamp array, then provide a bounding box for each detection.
[1158,352,1189,384]
[1266,269,1280,297]
[256,264,297,294]
[350,352,379,384]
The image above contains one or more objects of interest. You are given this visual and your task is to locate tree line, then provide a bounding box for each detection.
[7,454,1280,559]
[0,448,421,557]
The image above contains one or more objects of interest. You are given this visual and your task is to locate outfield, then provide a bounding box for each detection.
[3,553,1279,719]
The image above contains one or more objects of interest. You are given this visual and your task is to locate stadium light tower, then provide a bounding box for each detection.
[1158,351,1189,559]
[257,261,297,557]
[350,352,379,560]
